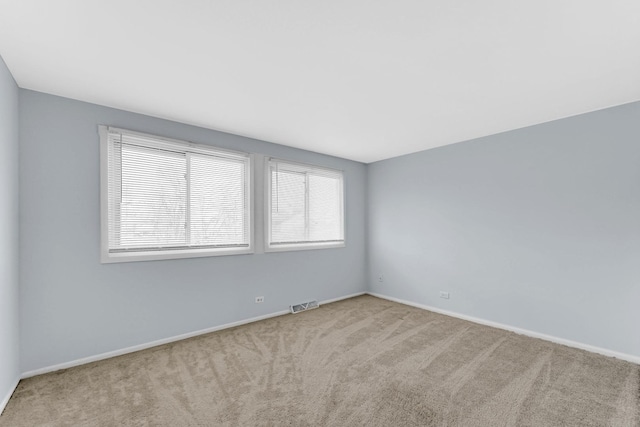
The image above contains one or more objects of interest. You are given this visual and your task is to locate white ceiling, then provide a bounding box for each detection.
[1,1,639,163]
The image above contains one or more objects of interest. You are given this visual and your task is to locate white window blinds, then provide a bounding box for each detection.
[104,128,251,260]
[267,159,344,249]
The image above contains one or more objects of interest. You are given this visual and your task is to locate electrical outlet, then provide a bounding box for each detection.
[255,296,264,303]
[439,291,450,299]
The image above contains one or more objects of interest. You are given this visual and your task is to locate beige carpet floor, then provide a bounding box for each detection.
[1,295,638,426]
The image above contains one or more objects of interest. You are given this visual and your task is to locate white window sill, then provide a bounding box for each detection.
[265,241,345,253]
[101,247,254,263]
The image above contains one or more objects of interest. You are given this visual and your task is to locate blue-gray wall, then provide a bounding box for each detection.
[0,56,20,408]
[19,90,367,373]
[11,84,640,375]
[368,101,640,358]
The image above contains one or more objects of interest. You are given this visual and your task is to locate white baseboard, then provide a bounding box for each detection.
[21,291,366,379]
[367,292,640,365]
[0,377,20,416]
[320,291,365,305]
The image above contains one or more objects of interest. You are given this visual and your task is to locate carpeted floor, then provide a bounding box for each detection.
[1,295,638,426]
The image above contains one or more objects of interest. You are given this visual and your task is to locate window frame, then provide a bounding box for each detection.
[99,125,254,263]
[264,157,345,253]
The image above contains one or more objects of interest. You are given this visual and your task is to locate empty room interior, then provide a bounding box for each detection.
[1,1,639,426]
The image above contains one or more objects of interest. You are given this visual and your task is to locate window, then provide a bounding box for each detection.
[100,126,252,262]
[266,158,344,251]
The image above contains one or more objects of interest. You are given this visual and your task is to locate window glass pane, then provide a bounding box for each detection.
[271,169,306,243]
[308,173,342,241]
[190,154,248,246]
[268,159,344,249]
[103,127,252,261]
[118,144,187,248]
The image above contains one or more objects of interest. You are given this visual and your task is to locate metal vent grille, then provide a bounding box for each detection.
[290,300,319,314]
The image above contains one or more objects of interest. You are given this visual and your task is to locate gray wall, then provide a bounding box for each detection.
[0,56,20,405]
[368,101,640,358]
[13,85,640,374]
[19,90,367,373]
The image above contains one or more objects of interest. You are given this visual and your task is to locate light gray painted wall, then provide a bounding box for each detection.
[19,90,367,373]
[14,85,640,374]
[367,101,640,358]
[0,56,20,405]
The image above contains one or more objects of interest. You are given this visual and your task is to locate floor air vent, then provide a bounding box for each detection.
[290,300,319,314]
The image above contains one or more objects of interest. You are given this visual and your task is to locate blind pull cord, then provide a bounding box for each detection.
[276,162,279,213]
[118,133,123,203]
